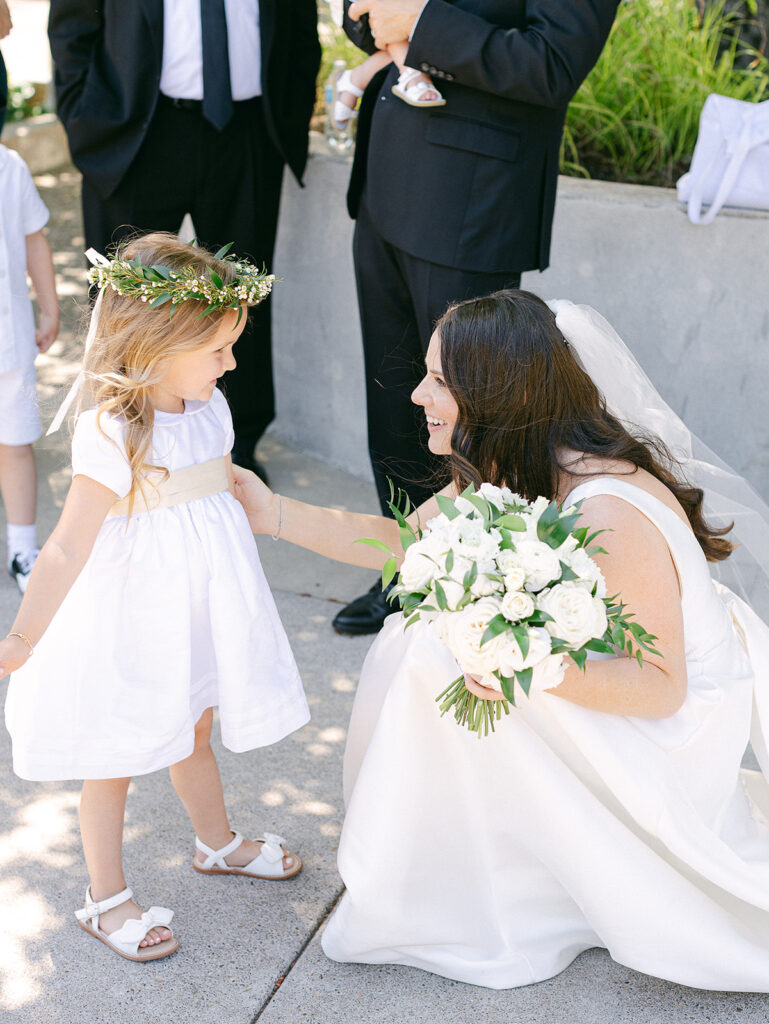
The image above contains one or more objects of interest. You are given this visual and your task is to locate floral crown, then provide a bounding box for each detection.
[86,243,275,326]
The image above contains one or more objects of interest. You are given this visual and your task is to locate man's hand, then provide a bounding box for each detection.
[348,0,425,49]
[0,1,12,39]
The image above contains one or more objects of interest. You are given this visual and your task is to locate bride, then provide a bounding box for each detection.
[233,289,769,991]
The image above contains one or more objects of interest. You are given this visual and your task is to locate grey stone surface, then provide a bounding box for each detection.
[259,929,769,1024]
[0,588,371,1023]
[2,115,71,175]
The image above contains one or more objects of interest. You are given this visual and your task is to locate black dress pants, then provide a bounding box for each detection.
[354,201,521,515]
[81,96,285,453]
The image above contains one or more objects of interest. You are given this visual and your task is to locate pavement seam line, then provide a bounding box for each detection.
[248,884,346,1023]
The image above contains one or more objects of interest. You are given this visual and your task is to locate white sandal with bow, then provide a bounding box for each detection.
[391,67,446,108]
[75,886,178,962]
[193,831,302,880]
[333,68,364,130]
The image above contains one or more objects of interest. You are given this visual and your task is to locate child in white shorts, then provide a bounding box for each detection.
[0,143,59,592]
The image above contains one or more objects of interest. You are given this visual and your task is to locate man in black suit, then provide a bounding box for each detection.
[49,0,321,477]
[333,0,619,634]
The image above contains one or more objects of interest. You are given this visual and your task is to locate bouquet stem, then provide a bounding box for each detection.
[436,675,510,738]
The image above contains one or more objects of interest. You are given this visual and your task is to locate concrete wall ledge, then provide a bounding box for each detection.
[1,113,71,175]
[272,144,769,500]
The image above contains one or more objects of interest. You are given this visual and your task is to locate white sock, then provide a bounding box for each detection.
[6,523,37,566]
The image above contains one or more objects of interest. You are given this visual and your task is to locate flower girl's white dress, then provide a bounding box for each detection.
[322,477,769,991]
[5,389,309,780]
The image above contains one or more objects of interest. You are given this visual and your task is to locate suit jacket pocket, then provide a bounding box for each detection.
[425,114,520,163]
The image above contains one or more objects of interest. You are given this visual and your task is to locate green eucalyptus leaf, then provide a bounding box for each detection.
[381,556,398,589]
[354,537,394,554]
[511,622,530,659]
[499,673,517,704]
[516,667,533,697]
[435,493,460,520]
[481,613,512,647]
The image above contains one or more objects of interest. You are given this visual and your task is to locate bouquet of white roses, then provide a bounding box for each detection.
[360,482,659,738]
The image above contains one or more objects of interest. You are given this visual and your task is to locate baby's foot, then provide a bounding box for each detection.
[404,72,441,103]
[334,89,359,128]
[96,898,172,948]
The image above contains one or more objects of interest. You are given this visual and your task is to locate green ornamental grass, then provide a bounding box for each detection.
[562,0,769,186]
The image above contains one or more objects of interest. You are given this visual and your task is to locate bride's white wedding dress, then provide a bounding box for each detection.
[322,476,769,991]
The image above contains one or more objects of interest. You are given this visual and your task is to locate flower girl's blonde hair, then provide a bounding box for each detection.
[78,232,241,504]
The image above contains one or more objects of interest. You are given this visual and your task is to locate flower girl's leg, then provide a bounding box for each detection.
[169,708,295,871]
[80,778,172,946]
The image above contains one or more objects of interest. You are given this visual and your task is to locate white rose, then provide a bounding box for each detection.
[478,482,505,510]
[399,546,438,591]
[431,610,453,642]
[445,554,474,586]
[500,486,525,507]
[454,496,478,517]
[423,514,461,553]
[470,573,504,599]
[497,626,552,677]
[561,546,607,599]
[538,582,608,648]
[500,590,535,621]
[436,577,466,611]
[510,539,562,592]
[502,566,526,592]
[530,653,567,693]
[496,549,519,575]
[444,597,506,676]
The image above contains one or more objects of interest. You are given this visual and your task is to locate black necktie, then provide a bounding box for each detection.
[200,0,233,131]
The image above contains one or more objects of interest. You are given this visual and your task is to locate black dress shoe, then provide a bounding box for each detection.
[231,448,270,486]
[332,577,399,636]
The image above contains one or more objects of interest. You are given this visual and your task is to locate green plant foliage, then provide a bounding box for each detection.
[561,0,769,186]
[5,83,48,124]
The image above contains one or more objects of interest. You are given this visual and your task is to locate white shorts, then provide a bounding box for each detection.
[0,361,42,446]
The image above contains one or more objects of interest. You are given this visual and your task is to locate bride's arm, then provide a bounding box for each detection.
[545,494,687,718]
[232,465,453,570]
[468,493,689,719]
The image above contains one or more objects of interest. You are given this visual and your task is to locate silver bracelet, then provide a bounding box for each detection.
[271,494,283,541]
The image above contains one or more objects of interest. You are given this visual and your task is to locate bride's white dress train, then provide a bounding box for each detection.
[322,477,769,991]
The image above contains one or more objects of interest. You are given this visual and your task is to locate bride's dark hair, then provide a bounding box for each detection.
[436,289,733,562]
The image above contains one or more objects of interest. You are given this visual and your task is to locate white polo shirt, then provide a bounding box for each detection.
[0,145,49,374]
[160,0,262,101]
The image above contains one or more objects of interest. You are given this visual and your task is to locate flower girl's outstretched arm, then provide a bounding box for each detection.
[0,475,117,677]
[232,465,451,570]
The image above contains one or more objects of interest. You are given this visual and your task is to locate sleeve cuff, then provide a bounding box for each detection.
[408,0,431,41]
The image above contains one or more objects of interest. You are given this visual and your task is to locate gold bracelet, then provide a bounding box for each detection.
[271,494,283,541]
[6,632,34,656]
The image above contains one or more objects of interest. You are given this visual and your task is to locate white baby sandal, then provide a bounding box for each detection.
[193,831,302,880]
[75,885,178,961]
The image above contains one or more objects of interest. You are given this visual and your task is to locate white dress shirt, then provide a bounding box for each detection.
[160,0,262,101]
[0,146,49,373]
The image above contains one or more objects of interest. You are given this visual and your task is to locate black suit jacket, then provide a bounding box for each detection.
[49,0,321,200]
[346,0,618,274]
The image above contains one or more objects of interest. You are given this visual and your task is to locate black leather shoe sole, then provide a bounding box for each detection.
[332,578,398,636]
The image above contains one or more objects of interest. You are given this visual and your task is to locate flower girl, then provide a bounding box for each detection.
[0,233,310,962]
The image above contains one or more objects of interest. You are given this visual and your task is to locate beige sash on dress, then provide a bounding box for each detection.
[107,456,229,517]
